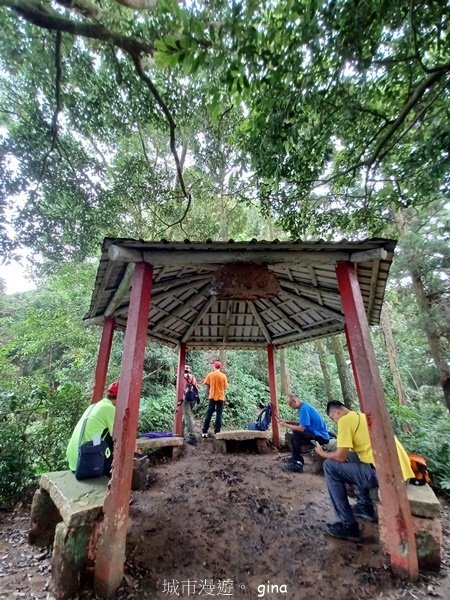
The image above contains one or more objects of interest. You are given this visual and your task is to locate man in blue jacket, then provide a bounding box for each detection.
[278,393,330,473]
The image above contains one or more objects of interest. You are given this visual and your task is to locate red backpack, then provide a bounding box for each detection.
[408,453,432,486]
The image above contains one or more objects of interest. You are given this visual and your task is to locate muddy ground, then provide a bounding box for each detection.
[1,434,449,600]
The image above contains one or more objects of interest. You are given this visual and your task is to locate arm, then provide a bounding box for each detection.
[205,384,210,398]
[278,419,306,433]
[315,445,349,462]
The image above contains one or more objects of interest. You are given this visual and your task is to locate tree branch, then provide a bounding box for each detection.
[1,0,154,56]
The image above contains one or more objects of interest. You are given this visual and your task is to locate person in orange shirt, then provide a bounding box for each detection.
[201,360,228,437]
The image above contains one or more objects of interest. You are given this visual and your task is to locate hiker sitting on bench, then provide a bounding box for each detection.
[315,400,414,543]
[66,381,118,477]
[277,393,330,473]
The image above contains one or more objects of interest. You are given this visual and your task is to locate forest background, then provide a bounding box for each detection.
[0,0,449,505]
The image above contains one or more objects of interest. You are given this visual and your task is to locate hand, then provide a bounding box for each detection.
[277,418,287,426]
[315,444,327,458]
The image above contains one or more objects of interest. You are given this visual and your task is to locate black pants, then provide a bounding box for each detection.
[202,400,224,434]
[292,429,329,463]
[103,431,114,477]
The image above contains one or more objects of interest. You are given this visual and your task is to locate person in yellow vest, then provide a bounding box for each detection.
[66,381,118,477]
[201,361,228,437]
[315,400,414,542]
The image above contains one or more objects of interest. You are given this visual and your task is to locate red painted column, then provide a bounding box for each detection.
[342,324,366,412]
[174,343,187,435]
[336,262,418,580]
[267,344,280,448]
[95,262,153,598]
[91,316,116,404]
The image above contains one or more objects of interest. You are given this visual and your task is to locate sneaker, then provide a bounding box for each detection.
[282,461,304,473]
[187,436,197,446]
[201,433,208,438]
[353,503,378,523]
[281,456,295,463]
[325,521,361,542]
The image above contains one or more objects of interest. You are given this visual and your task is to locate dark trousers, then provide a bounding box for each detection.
[103,432,114,477]
[202,400,224,434]
[292,428,329,463]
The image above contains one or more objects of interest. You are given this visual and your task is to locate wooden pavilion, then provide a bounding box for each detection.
[83,237,418,597]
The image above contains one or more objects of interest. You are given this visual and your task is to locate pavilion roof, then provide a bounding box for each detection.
[84,238,396,349]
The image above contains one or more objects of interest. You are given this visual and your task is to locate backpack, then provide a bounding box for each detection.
[408,453,432,486]
[184,382,200,404]
[247,404,272,431]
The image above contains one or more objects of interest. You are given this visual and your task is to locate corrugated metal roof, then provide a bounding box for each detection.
[84,238,396,349]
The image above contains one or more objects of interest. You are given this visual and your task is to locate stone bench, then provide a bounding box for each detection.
[213,429,271,454]
[29,471,109,599]
[136,435,184,461]
[377,483,442,572]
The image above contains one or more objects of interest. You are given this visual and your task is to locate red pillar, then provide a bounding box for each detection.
[267,344,280,448]
[91,316,116,404]
[95,262,153,598]
[174,343,187,435]
[342,324,366,412]
[336,262,418,580]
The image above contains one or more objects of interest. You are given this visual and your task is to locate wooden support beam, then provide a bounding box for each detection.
[91,317,115,404]
[174,343,186,435]
[152,275,211,297]
[267,344,280,448]
[95,262,153,598]
[152,284,210,333]
[107,244,389,266]
[249,301,272,343]
[104,264,135,317]
[271,324,343,346]
[277,278,341,301]
[181,296,216,343]
[259,298,301,333]
[336,261,418,581]
[278,288,344,321]
[367,259,380,322]
[222,301,232,344]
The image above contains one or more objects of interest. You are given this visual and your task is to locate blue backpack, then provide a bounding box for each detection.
[247,404,272,431]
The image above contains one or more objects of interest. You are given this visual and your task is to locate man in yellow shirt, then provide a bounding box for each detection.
[201,361,228,438]
[315,400,414,542]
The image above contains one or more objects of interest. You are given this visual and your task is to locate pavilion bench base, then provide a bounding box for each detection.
[373,483,442,572]
[29,471,109,600]
[136,435,184,462]
[213,430,271,454]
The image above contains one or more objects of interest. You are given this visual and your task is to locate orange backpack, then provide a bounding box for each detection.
[408,453,432,486]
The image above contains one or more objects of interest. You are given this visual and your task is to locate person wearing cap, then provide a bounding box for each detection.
[182,365,199,445]
[201,361,228,437]
[66,381,118,477]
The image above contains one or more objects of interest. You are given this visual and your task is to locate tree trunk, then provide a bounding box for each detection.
[279,348,291,398]
[380,305,407,405]
[394,209,450,413]
[315,339,333,402]
[329,334,356,408]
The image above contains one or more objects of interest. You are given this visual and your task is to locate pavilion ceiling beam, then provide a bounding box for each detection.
[278,288,345,321]
[222,301,233,344]
[152,284,210,333]
[248,301,272,344]
[107,245,389,266]
[90,260,117,316]
[151,277,211,302]
[272,323,344,346]
[181,295,217,343]
[104,264,135,317]
[277,277,341,301]
[258,298,302,334]
[367,260,380,322]
[152,274,212,294]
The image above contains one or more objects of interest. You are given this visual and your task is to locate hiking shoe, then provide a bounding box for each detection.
[201,433,208,438]
[187,436,197,446]
[353,503,378,523]
[325,521,362,542]
[282,461,304,473]
[281,456,295,463]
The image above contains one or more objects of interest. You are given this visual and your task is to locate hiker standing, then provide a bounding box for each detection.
[201,360,228,437]
[66,381,118,477]
[315,400,414,542]
[277,393,330,473]
[183,365,199,445]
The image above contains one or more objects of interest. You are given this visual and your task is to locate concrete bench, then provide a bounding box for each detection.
[376,483,442,572]
[136,435,184,461]
[29,471,109,599]
[213,429,271,454]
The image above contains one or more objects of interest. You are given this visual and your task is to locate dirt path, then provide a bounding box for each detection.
[1,438,449,600]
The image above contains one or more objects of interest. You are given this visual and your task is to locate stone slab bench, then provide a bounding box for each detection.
[213,430,271,454]
[29,471,109,599]
[374,483,442,572]
[136,435,184,461]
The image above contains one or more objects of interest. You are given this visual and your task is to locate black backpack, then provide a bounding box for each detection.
[184,382,200,404]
